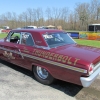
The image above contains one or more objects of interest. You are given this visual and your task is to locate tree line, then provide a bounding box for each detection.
[0,0,100,31]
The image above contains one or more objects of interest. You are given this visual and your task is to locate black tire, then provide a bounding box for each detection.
[33,66,54,85]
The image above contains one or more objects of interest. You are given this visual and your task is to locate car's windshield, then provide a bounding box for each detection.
[43,32,76,48]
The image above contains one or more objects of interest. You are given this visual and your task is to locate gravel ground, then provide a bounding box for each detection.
[0,59,100,100]
[0,60,76,100]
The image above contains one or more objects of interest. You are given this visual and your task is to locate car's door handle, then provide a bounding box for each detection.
[18,49,24,59]
[14,45,24,59]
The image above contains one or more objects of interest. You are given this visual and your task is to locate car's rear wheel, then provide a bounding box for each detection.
[33,66,54,85]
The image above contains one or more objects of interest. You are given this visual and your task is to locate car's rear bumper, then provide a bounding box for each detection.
[80,67,100,87]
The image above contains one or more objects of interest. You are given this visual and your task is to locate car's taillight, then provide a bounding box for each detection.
[88,64,94,75]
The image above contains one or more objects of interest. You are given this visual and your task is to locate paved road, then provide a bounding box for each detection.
[0,60,100,100]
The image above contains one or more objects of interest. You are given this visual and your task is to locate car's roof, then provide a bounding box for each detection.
[12,29,63,34]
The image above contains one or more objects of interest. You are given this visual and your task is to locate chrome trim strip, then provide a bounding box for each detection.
[22,53,87,73]
[0,46,87,73]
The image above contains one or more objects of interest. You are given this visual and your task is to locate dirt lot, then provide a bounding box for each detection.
[0,59,100,100]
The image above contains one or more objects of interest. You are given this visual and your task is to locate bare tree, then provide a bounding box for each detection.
[89,0,100,23]
[26,8,33,25]
[75,3,90,30]
[32,8,37,26]
[0,13,8,27]
[60,7,69,29]
[17,14,24,28]
[21,12,28,26]
[11,12,17,28]
[45,8,52,25]
[35,8,43,26]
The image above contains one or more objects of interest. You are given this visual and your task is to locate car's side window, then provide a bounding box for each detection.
[6,32,21,44]
[21,32,34,46]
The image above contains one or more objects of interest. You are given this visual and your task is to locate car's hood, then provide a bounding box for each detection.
[52,44,100,65]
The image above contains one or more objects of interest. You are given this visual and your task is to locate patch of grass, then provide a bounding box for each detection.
[74,39,100,48]
[66,30,80,32]
[0,33,8,39]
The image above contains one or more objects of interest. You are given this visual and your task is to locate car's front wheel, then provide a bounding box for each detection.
[33,66,54,85]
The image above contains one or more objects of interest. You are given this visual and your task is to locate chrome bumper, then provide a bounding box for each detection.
[80,67,100,87]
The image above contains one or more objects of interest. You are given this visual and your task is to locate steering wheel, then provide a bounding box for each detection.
[14,36,20,40]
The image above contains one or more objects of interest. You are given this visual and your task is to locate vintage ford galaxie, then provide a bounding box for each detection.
[0,29,100,87]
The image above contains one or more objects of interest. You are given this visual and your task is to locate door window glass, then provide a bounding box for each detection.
[21,32,34,46]
[6,32,21,44]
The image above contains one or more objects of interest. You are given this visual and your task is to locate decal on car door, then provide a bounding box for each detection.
[3,51,15,59]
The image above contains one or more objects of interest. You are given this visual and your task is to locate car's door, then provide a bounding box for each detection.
[1,31,36,69]
[18,32,35,69]
[2,31,26,67]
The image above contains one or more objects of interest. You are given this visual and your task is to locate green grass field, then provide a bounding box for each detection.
[0,33,100,48]
[74,39,100,48]
[0,33,8,38]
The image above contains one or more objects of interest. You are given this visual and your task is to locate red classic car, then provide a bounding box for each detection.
[0,29,100,87]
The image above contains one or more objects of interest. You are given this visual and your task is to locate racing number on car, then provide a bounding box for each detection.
[3,51,15,59]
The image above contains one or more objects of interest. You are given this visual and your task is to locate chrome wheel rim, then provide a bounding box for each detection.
[36,66,48,79]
